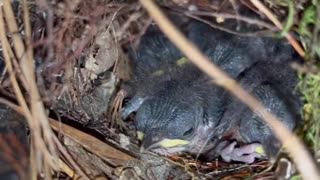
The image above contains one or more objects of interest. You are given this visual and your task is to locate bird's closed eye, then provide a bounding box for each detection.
[183,127,194,136]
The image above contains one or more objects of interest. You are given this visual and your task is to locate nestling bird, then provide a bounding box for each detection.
[121,18,301,163]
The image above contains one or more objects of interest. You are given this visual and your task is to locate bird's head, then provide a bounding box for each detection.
[124,84,218,156]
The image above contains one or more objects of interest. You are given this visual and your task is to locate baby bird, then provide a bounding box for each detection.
[122,19,301,163]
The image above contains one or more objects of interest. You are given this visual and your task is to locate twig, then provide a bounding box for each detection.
[115,9,142,38]
[58,158,79,179]
[0,8,31,125]
[138,0,320,179]
[182,11,278,31]
[250,0,305,58]
[21,0,57,159]
[0,135,27,180]
[184,13,274,37]
[0,98,90,180]
[1,94,134,172]
[50,119,136,165]
[53,136,90,180]
[1,0,58,173]
[23,0,59,170]
[36,0,55,64]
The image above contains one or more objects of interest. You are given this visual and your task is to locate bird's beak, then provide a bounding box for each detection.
[255,146,265,155]
[158,139,190,148]
[141,134,190,152]
[137,131,144,140]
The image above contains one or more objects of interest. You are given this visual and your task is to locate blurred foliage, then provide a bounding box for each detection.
[296,0,320,156]
[298,73,320,151]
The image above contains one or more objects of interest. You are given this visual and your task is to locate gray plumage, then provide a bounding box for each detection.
[122,19,301,163]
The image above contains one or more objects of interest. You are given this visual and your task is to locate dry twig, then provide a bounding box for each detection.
[50,119,136,166]
[2,0,58,170]
[250,0,305,58]
[0,97,90,179]
[183,11,278,31]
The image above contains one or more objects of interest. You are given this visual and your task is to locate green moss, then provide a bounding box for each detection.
[298,72,320,152]
[296,1,320,154]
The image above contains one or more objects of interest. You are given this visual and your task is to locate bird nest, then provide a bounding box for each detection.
[0,0,319,179]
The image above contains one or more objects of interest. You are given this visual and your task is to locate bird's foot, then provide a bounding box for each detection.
[216,141,266,164]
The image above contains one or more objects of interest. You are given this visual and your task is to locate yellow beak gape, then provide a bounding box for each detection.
[137,131,144,140]
[176,57,187,66]
[137,130,189,148]
[159,139,190,148]
[255,146,265,155]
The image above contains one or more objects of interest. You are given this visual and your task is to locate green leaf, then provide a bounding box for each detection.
[298,5,316,37]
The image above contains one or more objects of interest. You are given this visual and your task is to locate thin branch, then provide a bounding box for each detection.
[50,119,136,165]
[53,137,90,180]
[183,13,274,37]
[182,11,278,31]
[0,135,27,180]
[0,98,90,180]
[21,0,58,164]
[2,0,58,172]
[58,159,79,179]
[250,0,305,58]
[138,0,319,179]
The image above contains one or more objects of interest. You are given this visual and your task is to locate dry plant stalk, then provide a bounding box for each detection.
[58,159,79,179]
[138,0,319,179]
[0,0,58,176]
[0,96,133,179]
[50,118,136,165]
[0,3,45,173]
[250,0,305,58]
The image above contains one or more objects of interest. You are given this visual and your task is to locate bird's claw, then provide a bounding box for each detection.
[217,141,265,164]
